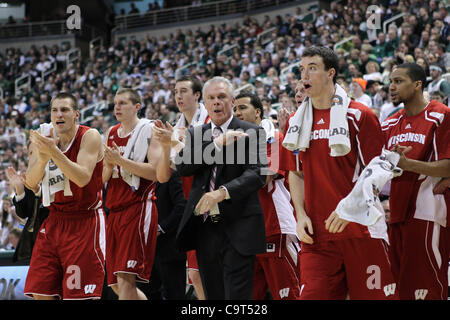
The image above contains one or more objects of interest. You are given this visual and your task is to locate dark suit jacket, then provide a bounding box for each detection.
[154,170,187,263]
[175,116,267,256]
[12,187,49,262]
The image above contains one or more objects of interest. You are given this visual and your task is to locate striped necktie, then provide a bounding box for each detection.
[204,126,222,222]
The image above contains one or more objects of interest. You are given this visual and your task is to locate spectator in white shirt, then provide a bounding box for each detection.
[153,83,167,104]
[240,55,255,78]
[13,95,28,114]
[35,55,51,73]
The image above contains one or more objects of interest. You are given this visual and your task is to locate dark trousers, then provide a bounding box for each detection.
[147,239,187,300]
[154,256,187,300]
[195,217,255,300]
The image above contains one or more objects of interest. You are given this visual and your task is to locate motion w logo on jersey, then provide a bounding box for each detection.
[383,283,396,297]
[127,260,137,269]
[279,288,290,299]
[414,289,428,300]
[84,284,97,294]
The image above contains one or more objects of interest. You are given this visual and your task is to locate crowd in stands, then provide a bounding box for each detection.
[0,0,449,250]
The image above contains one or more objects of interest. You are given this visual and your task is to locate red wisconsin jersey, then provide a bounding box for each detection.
[382,100,450,227]
[258,131,297,237]
[181,175,194,200]
[50,125,103,213]
[105,124,154,211]
[286,101,387,243]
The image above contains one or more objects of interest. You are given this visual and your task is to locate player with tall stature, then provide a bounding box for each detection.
[24,92,106,300]
[382,63,449,300]
[284,47,398,299]
[153,76,209,300]
[102,88,161,300]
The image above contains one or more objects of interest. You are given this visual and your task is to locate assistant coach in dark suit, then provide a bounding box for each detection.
[174,76,268,300]
[153,170,187,299]
[6,166,48,263]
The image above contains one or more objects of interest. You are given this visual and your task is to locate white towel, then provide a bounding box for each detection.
[39,123,73,207]
[282,96,313,152]
[282,84,351,157]
[329,87,351,156]
[171,103,209,156]
[335,149,403,226]
[174,102,209,129]
[120,118,154,191]
[260,118,276,143]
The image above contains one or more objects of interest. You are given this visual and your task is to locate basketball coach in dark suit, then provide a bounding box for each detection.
[175,76,268,300]
[152,170,187,299]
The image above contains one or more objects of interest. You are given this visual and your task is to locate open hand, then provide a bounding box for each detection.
[277,107,290,134]
[5,166,25,195]
[152,120,186,149]
[29,129,58,162]
[325,211,350,234]
[214,130,248,147]
[152,120,174,147]
[5,167,23,189]
[296,214,314,244]
[194,190,225,215]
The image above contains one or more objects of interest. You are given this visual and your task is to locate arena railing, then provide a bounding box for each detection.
[270,102,282,110]
[10,48,79,99]
[0,132,27,146]
[80,100,107,125]
[382,12,406,35]
[175,62,198,80]
[0,20,67,39]
[256,27,278,47]
[333,36,353,55]
[66,47,81,68]
[89,37,103,59]
[41,60,57,83]
[0,20,103,40]
[217,44,239,63]
[280,60,301,86]
[235,83,256,95]
[114,0,299,31]
[14,74,31,98]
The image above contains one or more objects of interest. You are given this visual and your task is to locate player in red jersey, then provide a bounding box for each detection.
[153,76,208,300]
[102,88,161,300]
[284,47,398,299]
[382,63,449,300]
[233,91,301,300]
[24,92,105,300]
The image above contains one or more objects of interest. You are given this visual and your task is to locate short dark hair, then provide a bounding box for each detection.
[396,62,427,91]
[50,92,78,110]
[235,91,264,120]
[176,75,203,100]
[302,46,339,83]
